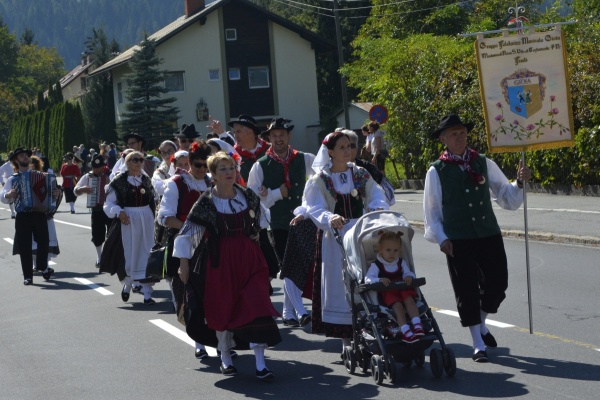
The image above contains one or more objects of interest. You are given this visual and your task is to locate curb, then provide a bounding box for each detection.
[407,220,600,247]
[397,180,600,197]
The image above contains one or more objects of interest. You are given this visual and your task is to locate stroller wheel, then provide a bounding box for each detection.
[430,349,443,378]
[442,348,457,377]
[359,345,370,374]
[370,355,384,385]
[414,350,426,367]
[343,346,357,374]
[386,355,400,384]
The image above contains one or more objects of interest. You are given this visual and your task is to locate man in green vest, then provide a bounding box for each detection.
[423,114,531,363]
[247,118,315,327]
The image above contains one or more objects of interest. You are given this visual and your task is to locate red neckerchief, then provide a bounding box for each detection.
[234,138,269,163]
[439,148,485,184]
[266,146,299,188]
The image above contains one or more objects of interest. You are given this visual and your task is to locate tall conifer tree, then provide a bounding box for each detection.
[120,36,179,148]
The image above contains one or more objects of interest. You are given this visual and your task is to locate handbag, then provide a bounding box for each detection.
[145,244,168,282]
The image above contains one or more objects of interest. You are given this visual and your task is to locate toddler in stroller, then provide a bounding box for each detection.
[364,230,425,343]
[337,210,456,384]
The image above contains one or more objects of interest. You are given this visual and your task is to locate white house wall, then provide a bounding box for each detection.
[112,11,227,139]
[336,106,370,132]
[271,23,321,155]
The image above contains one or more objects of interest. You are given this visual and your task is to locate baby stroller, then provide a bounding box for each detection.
[335,210,456,384]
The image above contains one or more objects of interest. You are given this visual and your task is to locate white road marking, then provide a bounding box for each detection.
[149,319,217,356]
[73,278,113,296]
[394,199,600,215]
[4,237,13,244]
[53,219,91,229]
[49,261,56,265]
[436,309,515,328]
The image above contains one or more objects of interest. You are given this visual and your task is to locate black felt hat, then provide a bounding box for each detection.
[431,114,474,139]
[91,154,107,168]
[123,132,146,147]
[228,114,261,136]
[9,147,32,161]
[175,123,201,139]
[263,117,294,135]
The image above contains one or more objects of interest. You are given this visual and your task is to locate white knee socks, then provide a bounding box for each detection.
[95,245,102,263]
[253,346,266,370]
[480,310,489,335]
[469,324,486,353]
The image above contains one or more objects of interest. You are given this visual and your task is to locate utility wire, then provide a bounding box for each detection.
[345,0,472,19]
[269,0,335,17]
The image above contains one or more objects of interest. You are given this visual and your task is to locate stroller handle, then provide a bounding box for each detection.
[358,277,426,294]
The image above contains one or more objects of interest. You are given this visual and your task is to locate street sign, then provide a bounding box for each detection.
[369,105,388,124]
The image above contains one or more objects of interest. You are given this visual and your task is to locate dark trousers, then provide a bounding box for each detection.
[268,229,289,262]
[91,206,112,247]
[445,233,508,327]
[15,212,49,279]
[259,229,280,278]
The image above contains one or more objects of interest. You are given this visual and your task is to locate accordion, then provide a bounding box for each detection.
[13,170,58,213]
[86,173,108,208]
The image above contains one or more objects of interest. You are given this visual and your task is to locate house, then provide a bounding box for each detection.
[335,102,372,132]
[48,53,94,102]
[90,0,334,154]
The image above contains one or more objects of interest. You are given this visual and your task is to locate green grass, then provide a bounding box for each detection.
[384,159,405,188]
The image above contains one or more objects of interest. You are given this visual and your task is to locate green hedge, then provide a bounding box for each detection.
[8,101,87,171]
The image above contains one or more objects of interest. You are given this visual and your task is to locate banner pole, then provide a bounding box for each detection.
[521,151,533,333]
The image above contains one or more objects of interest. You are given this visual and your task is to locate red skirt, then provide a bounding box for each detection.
[204,235,279,332]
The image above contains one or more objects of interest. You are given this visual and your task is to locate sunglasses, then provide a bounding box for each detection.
[126,141,140,147]
[193,162,208,169]
[179,139,194,143]
[129,157,145,163]
[160,149,175,156]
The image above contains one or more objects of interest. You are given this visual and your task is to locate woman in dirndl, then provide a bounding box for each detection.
[173,151,280,380]
[101,151,156,304]
[303,131,388,358]
[158,141,217,361]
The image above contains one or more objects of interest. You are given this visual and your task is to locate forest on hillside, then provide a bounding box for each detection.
[0,0,182,68]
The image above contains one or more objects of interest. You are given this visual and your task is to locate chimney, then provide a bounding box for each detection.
[185,0,205,17]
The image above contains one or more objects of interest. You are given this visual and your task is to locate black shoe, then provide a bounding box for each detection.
[256,368,275,381]
[42,268,54,281]
[283,318,299,327]
[132,285,142,294]
[195,349,208,360]
[143,298,156,305]
[481,331,497,348]
[220,365,237,376]
[217,350,239,359]
[95,262,100,268]
[472,350,489,363]
[299,314,312,327]
[121,285,130,302]
[11,214,16,219]
[70,210,75,214]
[23,278,33,285]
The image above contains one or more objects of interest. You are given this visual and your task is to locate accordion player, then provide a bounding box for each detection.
[13,170,59,213]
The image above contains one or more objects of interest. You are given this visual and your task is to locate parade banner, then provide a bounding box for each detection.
[475,26,574,153]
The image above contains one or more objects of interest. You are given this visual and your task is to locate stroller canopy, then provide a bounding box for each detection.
[343,211,415,283]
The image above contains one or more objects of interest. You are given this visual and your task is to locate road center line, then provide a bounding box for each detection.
[73,278,113,295]
[435,309,515,328]
[149,319,218,356]
[149,319,195,347]
[53,219,91,229]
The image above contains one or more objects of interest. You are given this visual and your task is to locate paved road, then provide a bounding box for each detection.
[392,190,600,244]
[0,197,599,400]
